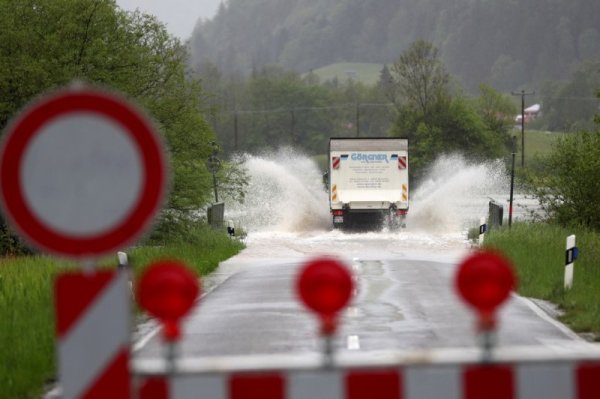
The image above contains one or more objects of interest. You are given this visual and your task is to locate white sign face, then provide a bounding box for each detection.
[0,88,167,259]
[22,113,143,236]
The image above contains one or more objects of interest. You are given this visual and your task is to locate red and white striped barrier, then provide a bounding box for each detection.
[133,349,600,399]
[55,270,131,399]
[135,361,600,399]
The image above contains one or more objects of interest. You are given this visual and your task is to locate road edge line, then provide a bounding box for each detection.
[513,294,583,342]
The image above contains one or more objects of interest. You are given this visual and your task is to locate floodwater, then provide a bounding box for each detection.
[225,150,537,262]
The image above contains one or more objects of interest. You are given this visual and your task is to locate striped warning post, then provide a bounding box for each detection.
[55,270,131,399]
[135,361,600,399]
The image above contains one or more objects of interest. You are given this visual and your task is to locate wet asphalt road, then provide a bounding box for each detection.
[135,253,587,360]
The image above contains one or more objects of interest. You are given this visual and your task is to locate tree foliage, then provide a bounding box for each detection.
[389,42,511,181]
[526,129,600,230]
[196,64,394,156]
[524,89,600,229]
[0,0,218,251]
[533,61,600,132]
[389,40,449,117]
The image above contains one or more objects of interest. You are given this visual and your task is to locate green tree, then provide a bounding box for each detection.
[389,42,506,180]
[596,90,600,125]
[389,40,450,118]
[476,84,517,147]
[537,61,600,132]
[527,128,600,230]
[0,0,218,249]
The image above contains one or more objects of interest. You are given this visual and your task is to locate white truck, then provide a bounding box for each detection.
[328,137,409,229]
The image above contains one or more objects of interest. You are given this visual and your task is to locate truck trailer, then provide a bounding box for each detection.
[328,137,409,230]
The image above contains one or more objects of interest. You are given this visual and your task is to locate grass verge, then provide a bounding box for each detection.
[512,128,565,163]
[484,223,600,337]
[0,225,244,399]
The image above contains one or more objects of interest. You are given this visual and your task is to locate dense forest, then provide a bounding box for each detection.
[190,0,600,91]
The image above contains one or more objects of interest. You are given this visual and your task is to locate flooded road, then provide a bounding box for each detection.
[134,152,588,361]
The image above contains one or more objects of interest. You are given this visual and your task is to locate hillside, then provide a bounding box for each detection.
[189,0,600,91]
[308,63,385,86]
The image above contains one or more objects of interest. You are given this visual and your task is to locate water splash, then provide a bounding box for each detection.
[227,151,509,241]
[224,151,513,259]
[226,148,331,232]
[407,154,508,232]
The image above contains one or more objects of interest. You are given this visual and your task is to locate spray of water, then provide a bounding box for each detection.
[407,154,508,233]
[224,150,510,259]
[226,148,331,232]
[227,150,508,236]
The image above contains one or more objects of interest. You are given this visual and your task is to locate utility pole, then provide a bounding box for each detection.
[233,111,239,152]
[207,141,221,203]
[356,103,360,137]
[508,136,516,228]
[290,109,296,144]
[511,90,535,167]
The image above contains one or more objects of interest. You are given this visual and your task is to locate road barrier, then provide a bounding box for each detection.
[55,270,131,399]
[128,251,600,399]
[132,350,600,399]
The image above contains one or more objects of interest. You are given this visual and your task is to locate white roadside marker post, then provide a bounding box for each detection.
[118,251,134,295]
[564,235,579,290]
[479,217,487,246]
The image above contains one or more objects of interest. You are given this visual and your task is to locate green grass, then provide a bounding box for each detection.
[129,225,245,278]
[0,256,67,399]
[0,226,244,399]
[512,128,565,163]
[485,223,600,336]
[308,62,386,86]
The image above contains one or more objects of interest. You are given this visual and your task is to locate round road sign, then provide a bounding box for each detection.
[0,87,167,259]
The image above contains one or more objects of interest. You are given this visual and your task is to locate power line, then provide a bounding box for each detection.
[222,96,598,116]
[228,102,395,115]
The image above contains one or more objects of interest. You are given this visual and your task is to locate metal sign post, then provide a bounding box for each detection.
[509,135,516,228]
[455,251,516,363]
[297,257,354,368]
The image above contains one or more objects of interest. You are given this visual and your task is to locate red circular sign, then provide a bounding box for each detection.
[455,250,516,315]
[0,88,167,259]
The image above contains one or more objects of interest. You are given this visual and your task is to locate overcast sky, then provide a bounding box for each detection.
[116,0,222,40]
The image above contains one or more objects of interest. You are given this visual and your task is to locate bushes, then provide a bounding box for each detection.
[525,130,600,229]
[0,217,34,257]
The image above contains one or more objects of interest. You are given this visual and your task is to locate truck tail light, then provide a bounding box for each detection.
[396,209,408,216]
[332,210,344,216]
